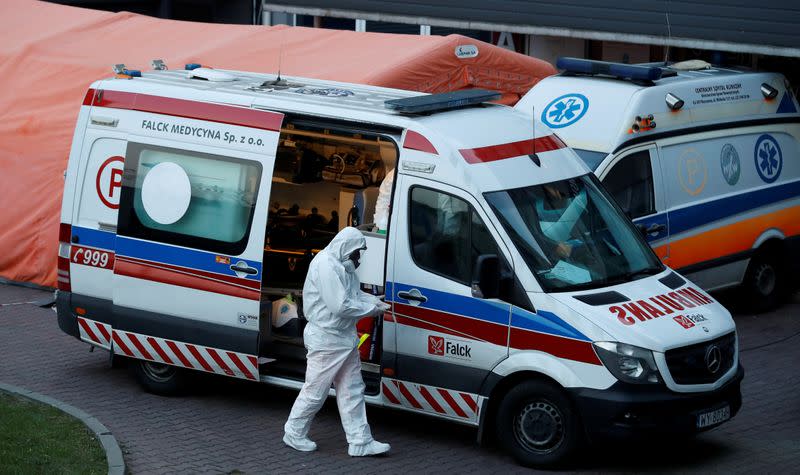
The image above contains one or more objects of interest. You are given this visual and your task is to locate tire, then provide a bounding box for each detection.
[742,250,785,313]
[495,380,581,468]
[132,360,187,396]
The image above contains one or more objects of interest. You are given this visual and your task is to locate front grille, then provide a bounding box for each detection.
[665,332,736,385]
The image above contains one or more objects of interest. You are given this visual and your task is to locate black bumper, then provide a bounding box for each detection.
[569,364,744,440]
[56,290,78,338]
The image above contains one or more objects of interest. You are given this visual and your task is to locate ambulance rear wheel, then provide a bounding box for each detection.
[743,250,784,312]
[496,380,580,468]
[132,360,186,396]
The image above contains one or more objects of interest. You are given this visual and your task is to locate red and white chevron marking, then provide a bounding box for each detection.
[77,317,112,350]
[381,378,479,423]
[111,329,259,381]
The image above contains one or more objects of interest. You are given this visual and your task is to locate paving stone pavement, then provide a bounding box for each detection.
[1,283,798,474]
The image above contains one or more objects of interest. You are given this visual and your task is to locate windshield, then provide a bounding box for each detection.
[484,174,664,292]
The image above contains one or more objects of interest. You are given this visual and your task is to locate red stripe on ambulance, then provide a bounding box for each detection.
[84,88,283,132]
[186,344,214,372]
[459,135,566,164]
[382,383,401,405]
[382,378,479,422]
[227,352,255,380]
[107,329,258,381]
[403,130,438,155]
[460,392,478,412]
[112,333,134,356]
[95,323,111,343]
[393,302,600,365]
[418,386,446,414]
[115,256,260,301]
[78,318,100,344]
[126,332,154,360]
[147,337,174,365]
[166,340,194,369]
[394,380,423,409]
[77,317,112,349]
[437,388,468,418]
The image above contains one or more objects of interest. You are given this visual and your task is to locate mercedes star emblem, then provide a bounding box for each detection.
[705,345,722,374]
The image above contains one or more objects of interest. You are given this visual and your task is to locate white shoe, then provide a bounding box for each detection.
[348,440,391,457]
[283,433,317,452]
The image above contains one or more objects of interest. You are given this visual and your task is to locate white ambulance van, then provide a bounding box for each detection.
[57,62,743,467]
[516,58,800,311]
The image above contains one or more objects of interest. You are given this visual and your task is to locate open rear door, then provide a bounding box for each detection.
[111,99,283,381]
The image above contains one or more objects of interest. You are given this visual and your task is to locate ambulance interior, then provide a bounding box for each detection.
[257,117,398,388]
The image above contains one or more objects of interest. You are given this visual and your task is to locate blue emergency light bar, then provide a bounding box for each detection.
[385,89,501,114]
[557,57,676,82]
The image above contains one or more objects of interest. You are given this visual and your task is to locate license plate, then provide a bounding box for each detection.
[696,405,730,428]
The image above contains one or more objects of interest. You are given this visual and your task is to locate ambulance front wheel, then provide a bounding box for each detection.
[495,380,581,468]
[132,360,187,396]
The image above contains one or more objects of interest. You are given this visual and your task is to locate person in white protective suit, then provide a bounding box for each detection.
[283,227,392,456]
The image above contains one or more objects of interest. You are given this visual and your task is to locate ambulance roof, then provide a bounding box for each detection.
[93,67,588,195]
[515,64,800,158]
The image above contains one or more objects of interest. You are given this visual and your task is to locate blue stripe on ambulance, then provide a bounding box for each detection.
[635,178,800,239]
[390,282,589,341]
[115,235,262,280]
[72,226,116,251]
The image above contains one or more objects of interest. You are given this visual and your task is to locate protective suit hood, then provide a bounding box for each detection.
[327,227,367,264]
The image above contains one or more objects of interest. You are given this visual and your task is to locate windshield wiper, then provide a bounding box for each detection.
[624,267,663,281]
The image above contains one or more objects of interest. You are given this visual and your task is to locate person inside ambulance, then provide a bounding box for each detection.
[485,175,663,291]
[283,227,391,456]
[535,182,588,260]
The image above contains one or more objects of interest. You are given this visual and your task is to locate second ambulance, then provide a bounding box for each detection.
[517,58,800,311]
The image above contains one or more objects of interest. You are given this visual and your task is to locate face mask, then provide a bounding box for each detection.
[349,249,362,270]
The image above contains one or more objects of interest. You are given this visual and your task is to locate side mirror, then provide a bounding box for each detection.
[471,254,500,299]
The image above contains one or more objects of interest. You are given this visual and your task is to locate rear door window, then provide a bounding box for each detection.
[118,142,261,255]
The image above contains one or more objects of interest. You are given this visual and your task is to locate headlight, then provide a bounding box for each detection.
[594,341,661,384]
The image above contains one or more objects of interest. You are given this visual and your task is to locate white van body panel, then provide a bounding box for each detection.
[491,350,617,389]
[55,68,744,453]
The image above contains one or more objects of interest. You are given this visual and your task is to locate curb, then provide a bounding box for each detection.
[0,382,125,475]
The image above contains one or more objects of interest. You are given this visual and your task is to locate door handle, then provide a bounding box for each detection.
[397,290,428,303]
[637,223,665,236]
[230,262,258,276]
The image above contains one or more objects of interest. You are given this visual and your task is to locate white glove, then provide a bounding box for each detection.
[374,301,390,315]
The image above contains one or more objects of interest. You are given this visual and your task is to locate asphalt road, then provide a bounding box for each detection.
[1,283,798,474]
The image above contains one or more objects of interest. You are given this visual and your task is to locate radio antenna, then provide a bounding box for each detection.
[276,27,285,82]
[664,1,672,64]
[530,106,541,166]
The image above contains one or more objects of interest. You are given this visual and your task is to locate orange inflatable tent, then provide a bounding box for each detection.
[0,0,555,288]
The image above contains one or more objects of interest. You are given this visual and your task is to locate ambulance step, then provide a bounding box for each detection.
[363,371,380,396]
[361,362,380,374]
[260,359,307,381]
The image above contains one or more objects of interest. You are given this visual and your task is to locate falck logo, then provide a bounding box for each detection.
[673,315,695,329]
[428,335,444,356]
[427,335,472,358]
